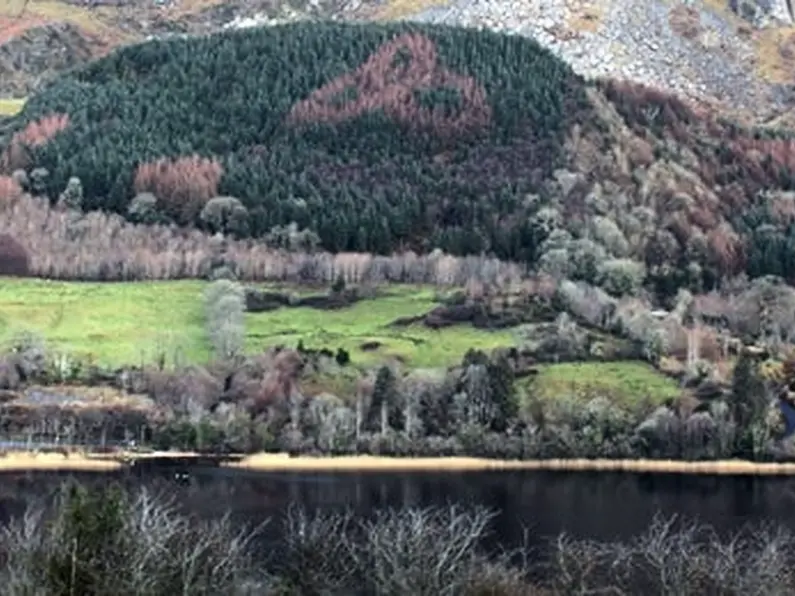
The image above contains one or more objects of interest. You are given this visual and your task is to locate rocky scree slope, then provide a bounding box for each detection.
[3,0,795,123]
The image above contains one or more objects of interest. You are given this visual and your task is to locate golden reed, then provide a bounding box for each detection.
[4,451,795,475]
[227,454,795,475]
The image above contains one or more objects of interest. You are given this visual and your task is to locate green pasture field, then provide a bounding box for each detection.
[533,361,681,406]
[0,279,514,369]
[0,98,25,116]
[0,278,680,404]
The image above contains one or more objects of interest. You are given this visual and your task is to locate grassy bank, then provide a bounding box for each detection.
[0,451,121,471]
[5,451,795,475]
[227,454,795,475]
[0,278,514,368]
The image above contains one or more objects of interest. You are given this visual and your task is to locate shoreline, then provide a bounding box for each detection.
[3,451,795,475]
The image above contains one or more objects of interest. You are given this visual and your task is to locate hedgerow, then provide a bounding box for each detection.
[8,21,588,261]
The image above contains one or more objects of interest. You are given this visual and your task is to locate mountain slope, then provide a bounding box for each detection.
[4,21,795,301]
[3,0,795,124]
[3,22,587,260]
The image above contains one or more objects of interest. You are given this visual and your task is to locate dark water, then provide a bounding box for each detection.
[3,467,795,549]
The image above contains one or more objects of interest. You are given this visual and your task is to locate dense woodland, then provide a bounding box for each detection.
[1,22,584,262]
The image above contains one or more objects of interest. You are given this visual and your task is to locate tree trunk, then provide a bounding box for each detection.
[380,400,388,436]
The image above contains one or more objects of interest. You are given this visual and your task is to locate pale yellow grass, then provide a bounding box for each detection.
[565,1,605,34]
[375,0,453,21]
[6,450,795,476]
[0,451,121,471]
[161,0,232,17]
[754,27,795,84]
[26,1,129,41]
[0,0,28,17]
[228,454,795,475]
[0,98,25,116]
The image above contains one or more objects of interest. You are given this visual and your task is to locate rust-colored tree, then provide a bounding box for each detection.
[133,155,223,225]
[0,176,22,202]
[707,223,744,276]
[287,33,492,139]
[0,113,70,173]
[0,234,29,277]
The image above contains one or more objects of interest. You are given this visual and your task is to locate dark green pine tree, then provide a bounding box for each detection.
[487,354,518,432]
[729,349,767,457]
[370,365,400,435]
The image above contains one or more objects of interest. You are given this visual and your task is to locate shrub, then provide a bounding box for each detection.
[57,176,83,210]
[10,169,28,191]
[597,258,646,297]
[126,192,158,224]
[1,113,69,172]
[335,347,350,366]
[204,280,246,360]
[0,234,29,276]
[0,176,22,202]
[590,215,629,257]
[0,482,263,595]
[200,196,249,236]
[29,167,49,196]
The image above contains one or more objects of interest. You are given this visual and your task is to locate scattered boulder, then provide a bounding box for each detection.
[0,22,105,96]
[729,0,793,27]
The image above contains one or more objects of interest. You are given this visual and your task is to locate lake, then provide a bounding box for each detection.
[2,466,795,551]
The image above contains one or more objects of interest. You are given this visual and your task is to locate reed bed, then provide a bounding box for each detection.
[5,450,795,475]
[228,454,795,475]
[0,451,121,471]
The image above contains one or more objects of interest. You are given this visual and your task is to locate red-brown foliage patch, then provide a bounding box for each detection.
[707,223,744,275]
[0,16,51,45]
[0,176,22,202]
[133,155,223,224]
[731,137,795,174]
[0,233,29,277]
[1,113,70,173]
[287,33,492,139]
[602,80,708,137]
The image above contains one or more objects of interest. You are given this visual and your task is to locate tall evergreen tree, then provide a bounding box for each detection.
[730,348,768,457]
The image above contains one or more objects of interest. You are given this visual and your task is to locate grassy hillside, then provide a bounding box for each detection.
[0,279,515,368]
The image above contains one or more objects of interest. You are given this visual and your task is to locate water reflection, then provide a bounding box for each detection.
[2,468,795,549]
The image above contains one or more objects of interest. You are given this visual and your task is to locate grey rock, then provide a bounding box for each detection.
[729,0,793,26]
